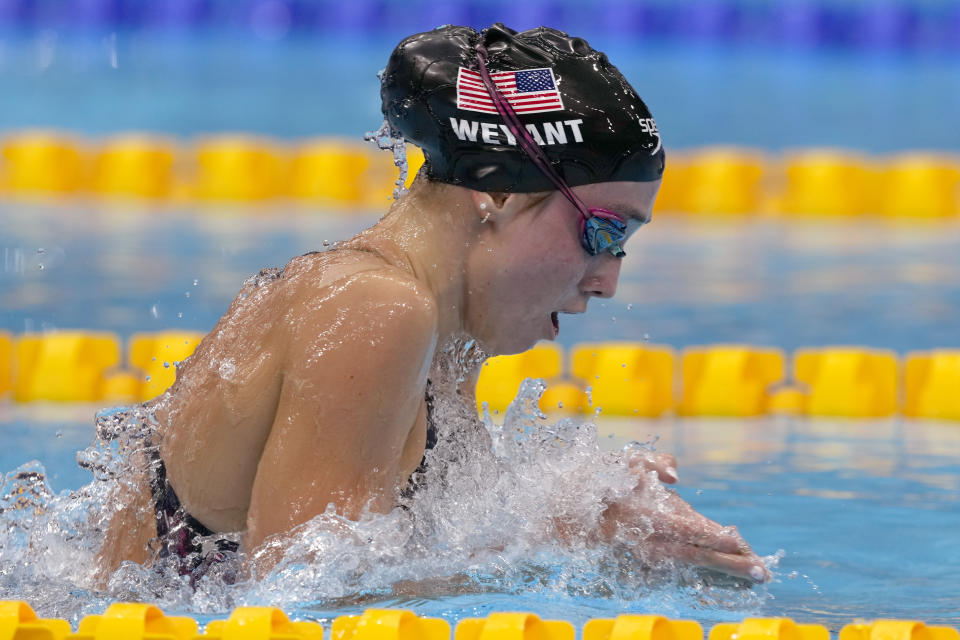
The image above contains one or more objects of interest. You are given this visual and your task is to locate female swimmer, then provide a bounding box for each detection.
[99,23,770,585]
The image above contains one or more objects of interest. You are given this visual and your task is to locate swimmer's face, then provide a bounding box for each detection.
[465,180,659,356]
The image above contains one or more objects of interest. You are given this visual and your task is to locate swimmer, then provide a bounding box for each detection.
[100,23,770,584]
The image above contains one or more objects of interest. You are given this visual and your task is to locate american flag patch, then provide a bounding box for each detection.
[456,67,565,115]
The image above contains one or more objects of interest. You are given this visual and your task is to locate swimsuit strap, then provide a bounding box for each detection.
[401,378,438,500]
[423,377,438,451]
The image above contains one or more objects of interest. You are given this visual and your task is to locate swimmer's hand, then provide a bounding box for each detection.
[604,451,771,584]
[627,450,680,484]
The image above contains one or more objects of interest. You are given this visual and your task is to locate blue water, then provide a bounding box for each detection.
[2,406,958,629]
[2,205,959,352]
[2,205,958,627]
[1,25,959,631]
[0,33,958,150]
[3,0,959,54]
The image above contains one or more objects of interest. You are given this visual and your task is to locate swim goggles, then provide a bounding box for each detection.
[475,45,629,258]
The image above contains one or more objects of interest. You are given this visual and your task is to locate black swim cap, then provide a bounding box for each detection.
[380,23,665,193]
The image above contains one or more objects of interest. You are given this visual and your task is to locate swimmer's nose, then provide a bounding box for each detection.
[581,254,622,299]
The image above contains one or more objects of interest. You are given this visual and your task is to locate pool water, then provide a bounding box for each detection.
[2,201,959,628]
[1,405,958,629]
[1,33,959,151]
[3,203,959,352]
[1,27,959,631]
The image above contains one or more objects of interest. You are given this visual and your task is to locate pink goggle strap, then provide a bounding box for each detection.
[474,45,625,238]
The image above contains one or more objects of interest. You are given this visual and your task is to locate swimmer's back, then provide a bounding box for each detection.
[152,248,438,540]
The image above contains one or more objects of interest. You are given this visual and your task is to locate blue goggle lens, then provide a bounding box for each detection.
[582,215,627,258]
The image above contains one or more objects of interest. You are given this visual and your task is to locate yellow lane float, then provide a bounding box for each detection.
[0,602,957,640]
[128,331,204,401]
[1,130,86,195]
[192,135,287,201]
[570,342,674,417]
[71,602,197,640]
[333,608,448,640]
[0,600,71,640]
[13,331,120,402]
[781,149,876,216]
[794,347,898,417]
[90,134,177,200]
[678,345,784,417]
[203,607,323,640]
[878,153,960,219]
[680,147,766,215]
[583,614,702,640]
[476,344,564,414]
[904,349,960,421]
[710,618,829,640]
[840,620,960,640]
[455,612,574,640]
[1,129,958,217]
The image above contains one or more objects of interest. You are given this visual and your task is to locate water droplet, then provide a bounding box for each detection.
[193,279,199,286]
[626,303,633,310]
[55,430,62,438]
[185,291,190,299]
[177,312,183,319]
[145,376,151,382]
[162,361,170,369]
[150,304,159,319]
[365,118,411,200]
[218,359,236,381]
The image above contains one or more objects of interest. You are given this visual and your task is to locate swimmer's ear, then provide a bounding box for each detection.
[469,190,542,226]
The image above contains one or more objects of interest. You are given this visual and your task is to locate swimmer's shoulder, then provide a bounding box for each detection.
[284,249,439,339]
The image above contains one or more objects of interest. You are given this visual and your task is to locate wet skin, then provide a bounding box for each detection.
[99,177,770,583]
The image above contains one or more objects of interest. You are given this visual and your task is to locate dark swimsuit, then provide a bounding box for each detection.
[151,380,438,575]
[401,379,438,500]
[148,448,239,577]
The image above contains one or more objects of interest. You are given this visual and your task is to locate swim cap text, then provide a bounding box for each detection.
[449,118,584,146]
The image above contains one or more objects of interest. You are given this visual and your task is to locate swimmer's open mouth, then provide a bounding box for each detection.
[551,311,559,337]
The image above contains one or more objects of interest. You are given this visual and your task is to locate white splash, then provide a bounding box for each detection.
[365,117,410,202]
[0,340,772,623]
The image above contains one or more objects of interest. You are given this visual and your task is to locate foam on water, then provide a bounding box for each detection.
[0,336,774,623]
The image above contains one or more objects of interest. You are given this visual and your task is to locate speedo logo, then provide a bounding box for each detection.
[640,118,662,155]
[449,117,585,147]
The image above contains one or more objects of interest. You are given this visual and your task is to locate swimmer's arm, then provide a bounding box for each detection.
[596,456,771,583]
[244,272,438,554]
[551,452,768,582]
